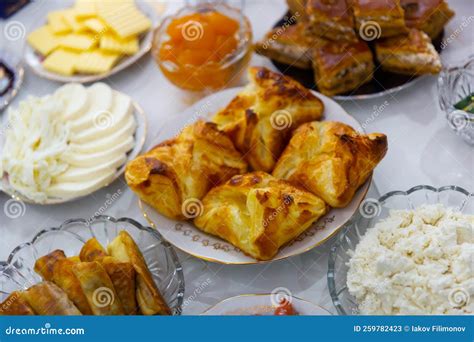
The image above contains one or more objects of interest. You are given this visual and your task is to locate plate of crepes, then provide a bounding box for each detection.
[127,67,388,264]
[25,0,158,82]
[255,0,453,99]
[0,82,146,204]
[0,216,184,315]
[201,294,332,315]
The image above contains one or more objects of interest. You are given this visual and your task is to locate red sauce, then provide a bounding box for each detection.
[274,299,298,316]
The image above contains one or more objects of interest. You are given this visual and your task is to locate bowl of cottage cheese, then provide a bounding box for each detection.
[328,185,473,315]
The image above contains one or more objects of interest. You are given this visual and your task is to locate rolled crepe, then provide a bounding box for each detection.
[23,281,81,315]
[72,261,124,315]
[108,231,171,315]
[52,259,93,315]
[102,256,138,315]
[34,250,66,281]
[79,238,108,262]
[0,291,35,315]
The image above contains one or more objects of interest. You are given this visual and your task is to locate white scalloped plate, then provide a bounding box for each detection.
[139,87,371,264]
[24,0,160,83]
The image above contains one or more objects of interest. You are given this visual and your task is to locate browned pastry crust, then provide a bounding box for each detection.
[287,0,309,20]
[401,0,454,39]
[79,238,108,262]
[312,39,374,96]
[273,121,387,208]
[212,67,324,172]
[33,249,66,281]
[194,172,328,260]
[254,23,314,69]
[23,281,82,315]
[108,231,171,315]
[375,28,442,75]
[125,120,248,220]
[352,0,408,38]
[0,291,35,315]
[306,0,358,42]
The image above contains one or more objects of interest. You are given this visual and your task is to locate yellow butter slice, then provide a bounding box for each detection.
[75,51,121,74]
[43,49,79,76]
[97,2,151,38]
[27,26,60,56]
[62,9,87,32]
[60,33,98,51]
[83,18,108,33]
[100,34,138,55]
[47,10,72,34]
[74,0,97,19]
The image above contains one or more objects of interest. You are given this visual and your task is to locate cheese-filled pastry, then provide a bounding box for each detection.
[194,172,328,260]
[23,281,82,315]
[108,231,171,315]
[375,29,441,75]
[212,67,324,172]
[101,256,138,315]
[312,39,374,96]
[52,259,93,315]
[79,237,108,262]
[72,262,124,315]
[273,121,387,207]
[34,249,66,281]
[254,23,313,69]
[125,120,248,220]
[0,291,35,315]
[306,0,358,42]
[352,0,407,38]
[401,0,454,39]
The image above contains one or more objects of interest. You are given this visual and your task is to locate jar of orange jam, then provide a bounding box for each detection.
[152,3,252,91]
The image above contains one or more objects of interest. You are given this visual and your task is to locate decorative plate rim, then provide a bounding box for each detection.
[200,293,333,315]
[327,184,473,315]
[0,101,147,205]
[2,215,185,315]
[0,50,24,111]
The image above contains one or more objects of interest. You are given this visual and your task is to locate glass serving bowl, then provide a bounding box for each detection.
[438,55,474,145]
[327,185,473,315]
[0,216,185,315]
[152,2,252,91]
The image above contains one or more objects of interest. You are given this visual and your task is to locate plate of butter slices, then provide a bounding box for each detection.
[24,0,161,83]
[0,82,146,204]
[128,67,388,264]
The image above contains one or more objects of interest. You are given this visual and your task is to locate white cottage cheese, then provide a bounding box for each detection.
[347,204,474,315]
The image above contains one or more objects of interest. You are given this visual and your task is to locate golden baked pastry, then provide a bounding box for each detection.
[0,291,35,315]
[375,29,442,75]
[125,120,247,220]
[287,0,309,20]
[194,172,328,261]
[306,0,358,42]
[312,39,374,96]
[212,67,324,172]
[23,281,82,315]
[401,0,454,39]
[352,0,408,38]
[273,121,387,208]
[108,231,171,315]
[254,23,313,69]
[34,249,66,281]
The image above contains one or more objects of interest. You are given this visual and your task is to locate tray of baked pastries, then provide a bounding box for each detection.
[127,67,388,264]
[255,0,454,99]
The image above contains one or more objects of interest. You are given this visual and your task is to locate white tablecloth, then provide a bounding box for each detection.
[0,0,472,314]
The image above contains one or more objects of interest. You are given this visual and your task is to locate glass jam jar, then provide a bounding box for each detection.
[152,2,252,91]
